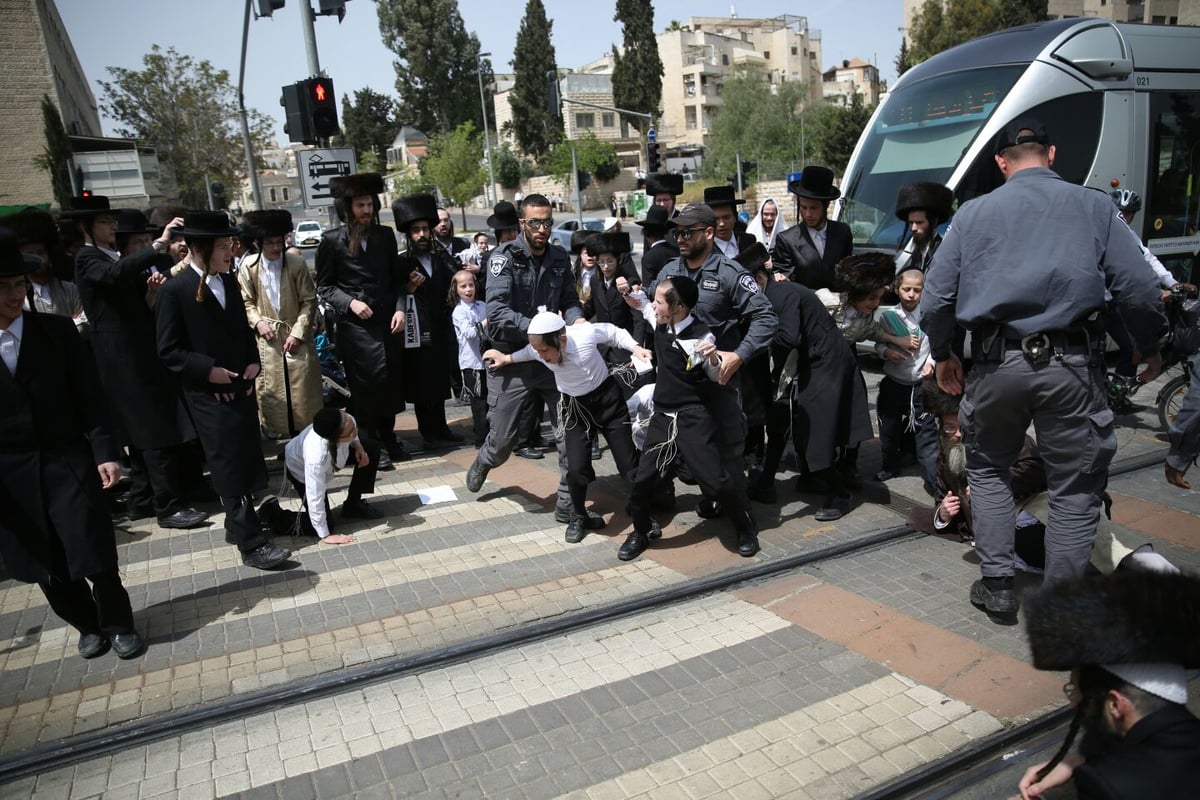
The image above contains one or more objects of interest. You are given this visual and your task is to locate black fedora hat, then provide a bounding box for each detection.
[634,204,671,234]
[788,166,840,202]
[59,195,112,219]
[114,209,157,235]
[392,194,439,231]
[177,210,240,239]
[703,185,745,207]
[0,227,44,277]
[486,200,519,230]
[645,173,684,197]
[0,208,59,248]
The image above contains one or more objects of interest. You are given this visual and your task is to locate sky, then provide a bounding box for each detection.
[57,0,905,144]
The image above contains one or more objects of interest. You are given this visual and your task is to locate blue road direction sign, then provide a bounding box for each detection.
[297,148,357,208]
[647,127,656,143]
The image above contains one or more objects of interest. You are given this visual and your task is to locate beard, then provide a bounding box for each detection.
[1077,694,1124,760]
[943,438,967,480]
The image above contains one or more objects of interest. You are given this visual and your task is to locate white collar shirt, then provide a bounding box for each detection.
[715,236,739,259]
[510,321,638,397]
[191,264,226,309]
[262,256,283,311]
[807,224,827,257]
[0,313,25,374]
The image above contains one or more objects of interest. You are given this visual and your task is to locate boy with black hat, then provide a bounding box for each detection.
[155,211,292,570]
[0,228,146,659]
[702,185,757,260]
[634,204,678,286]
[771,166,854,289]
[316,173,411,469]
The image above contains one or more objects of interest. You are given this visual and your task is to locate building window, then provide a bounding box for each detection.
[282,187,289,201]
[269,188,276,202]
[722,53,729,66]
[792,46,798,55]
[601,112,615,128]
[575,112,595,129]
[1152,15,1166,23]
[763,51,770,60]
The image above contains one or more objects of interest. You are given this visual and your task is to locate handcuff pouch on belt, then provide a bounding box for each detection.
[1020,332,1053,366]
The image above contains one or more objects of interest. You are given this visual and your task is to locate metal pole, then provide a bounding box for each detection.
[300,1,321,76]
[735,152,743,198]
[477,52,497,205]
[571,146,583,224]
[205,174,215,211]
[238,0,263,210]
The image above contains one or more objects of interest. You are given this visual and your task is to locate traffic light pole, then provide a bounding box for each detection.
[561,98,654,172]
[239,0,264,210]
[297,1,339,228]
[571,146,582,225]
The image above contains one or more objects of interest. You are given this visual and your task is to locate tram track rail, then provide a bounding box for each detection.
[0,450,1170,786]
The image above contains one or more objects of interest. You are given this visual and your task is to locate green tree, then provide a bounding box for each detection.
[894,38,913,78]
[508,0,562,159]
[33,95,73,207]
[611,0,662,137]
[703,72,808,182]
[908,0,1003,64]
[98,45,273,207]
[493,144,523,189]
[810,93,874,174]
[542,132,621,186]
[419,121,486,226]
[333,88,398,172]
[997,0,1048,29]
[377,0,491,135]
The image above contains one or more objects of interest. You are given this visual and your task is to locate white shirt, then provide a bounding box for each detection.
[0,313,23,374]
[284,420,358,539]
[191,264,226,309]
[261,256,283,311]
[510,321,638,396]
[715,235,739,259]
[452,300,487,369]
[30,281,53,305]
[95,244,121,261]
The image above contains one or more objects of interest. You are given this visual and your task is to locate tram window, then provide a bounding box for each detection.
[1145,92,1200,240]
[955,92,1103,205]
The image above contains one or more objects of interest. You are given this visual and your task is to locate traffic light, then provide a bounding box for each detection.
[210,181,227,210]
[546,70,561,118]
[317,0,346,21]
[255,0,285,18]
[577,170,591,192]
[647,142,661,173]
[306,77,339,139]
[281,82,314,144]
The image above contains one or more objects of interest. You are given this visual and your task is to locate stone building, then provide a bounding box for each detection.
[822,58,883,108]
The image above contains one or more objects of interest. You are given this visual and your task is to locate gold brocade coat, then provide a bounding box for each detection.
[238,251,323,437]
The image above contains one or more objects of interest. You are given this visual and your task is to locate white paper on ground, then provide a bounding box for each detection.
[417,485,458,505]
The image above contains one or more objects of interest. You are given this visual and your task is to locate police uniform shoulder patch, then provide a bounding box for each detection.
[738,274,760,294]
[701,277,720,291]
[489,255,507,277]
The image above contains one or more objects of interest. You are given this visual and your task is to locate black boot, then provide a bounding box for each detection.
[618,522,661,561]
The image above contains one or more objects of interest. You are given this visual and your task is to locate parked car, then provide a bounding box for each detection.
[549,217,604,251]
[295,220,323,248]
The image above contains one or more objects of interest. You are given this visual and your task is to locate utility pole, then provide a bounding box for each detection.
[238,0,263,210]
[297,2,339,227]
[477,52,497,205]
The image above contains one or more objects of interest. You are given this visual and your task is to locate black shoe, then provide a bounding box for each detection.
[378,451,395,472]
[565,516,589,544]
[157,508,209,529]
[111,631,146,660]
[126,504,156,522]
[386,442,411,462]
[747,479,777,504]
[697,498,722,519]
[591,442,602,461]
[970,577,1018,615]
[814,495,851,522]
[242,542,291,569]
[737,528,760,557]
[618,522,662,561]
[78,632,109,659]
[341,498,382,520]
[466,457,490,492]
[557,506,604,527]
[514,445,544,460]
[875,469,895,482]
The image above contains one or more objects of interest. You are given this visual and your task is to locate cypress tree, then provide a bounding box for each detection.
[611,0,663,136]
[509,0,562,159]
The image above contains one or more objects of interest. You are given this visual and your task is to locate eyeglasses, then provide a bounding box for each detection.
[523,218,554,230]
[674,227,708,241]
[1062,682,1080,703]
[942,423,961,435]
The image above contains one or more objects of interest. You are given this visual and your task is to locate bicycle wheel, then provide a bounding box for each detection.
[1158,374,1191,431]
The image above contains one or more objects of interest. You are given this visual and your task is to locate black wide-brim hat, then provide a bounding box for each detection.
[330,173,385,200]
[588,231,632,256]
[0,207,59,248]
[486,200,519,230]
[895,182,955,222]
[242,209,295,238]
[59,195,112,219]
[834,252,897,295]
[788,166,840,202]
[634,204,671,233]
[178,210,240,239]
[114,209,157,235]
[0,227,44,277]
[645,173,684,197]
[703,185,745,207]
[392,194,439,230]
[571,230,599,256]
[735,243,771,275]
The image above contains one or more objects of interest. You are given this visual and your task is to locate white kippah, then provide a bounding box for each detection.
[1104,662,1188,704]
[527,311,566,335]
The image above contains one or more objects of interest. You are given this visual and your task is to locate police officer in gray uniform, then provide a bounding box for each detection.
[466,194,583,518]
[644,204,778,548]
[921,118,1165,617]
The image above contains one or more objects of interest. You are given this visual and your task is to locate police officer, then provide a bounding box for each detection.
[921,118,1165,617]
[465,194,583,522]
[643,204,777,547]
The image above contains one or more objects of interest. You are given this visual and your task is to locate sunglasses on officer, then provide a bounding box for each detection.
[673,226,710,241]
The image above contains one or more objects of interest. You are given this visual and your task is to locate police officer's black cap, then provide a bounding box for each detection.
[667,204,716,229]
[664,274,699,310]
[994,117,1050,155]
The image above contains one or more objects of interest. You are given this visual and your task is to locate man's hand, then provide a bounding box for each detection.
[715,351,742,385]
[1165,463,1191,490]
[97,461,122,489]
[352,440,369,469]
[1136,352,1163,384]
[936,356,965,396]
[209,366,237,384]
[283,335,300,354]
[882,348,907,363]
[572,317,588,325]
[939,491,960,522]
[1018,754,1082,799]
[632,345,652,362]
[615,276,630,295]
[256,320,276,341]
[922,360,935,377]
[481,348,510,370]
[349,299,372,320]
[407,271,426,293]
[772,272,788,282]
[154,217,184,250]
[390,310,405,334]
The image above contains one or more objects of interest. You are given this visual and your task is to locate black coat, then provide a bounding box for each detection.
[74,245,194,449]
[765,280,871,472]
[399,247,456,403]
[639,239,680,286]
[315,225,409,404]
[771,220,854,290]
[0,312,121,583]
[584,267,643,345]
[155,268,267,497]
[1074,705,1200,800]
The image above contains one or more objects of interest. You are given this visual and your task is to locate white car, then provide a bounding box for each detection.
[295,221,323,248]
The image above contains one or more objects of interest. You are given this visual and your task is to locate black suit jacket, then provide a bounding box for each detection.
[155,268,260,394]
[1073,705,1200,800]
[771,220,853,290]
[639,239,680,285]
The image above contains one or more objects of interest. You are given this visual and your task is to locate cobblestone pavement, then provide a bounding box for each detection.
[0,364,1194,799]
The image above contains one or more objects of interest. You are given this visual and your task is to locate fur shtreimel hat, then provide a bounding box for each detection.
[392,194,439,231]
[895,182,955,222]
[1024,572,1200,672]
[834,252,897,295]
[588,231,632,256]
[570,230,599,256]
[0,208,59,248]
[242,209,294,239]
[329,173,384,200]
[645,173,684,197]
[920,376,960,419]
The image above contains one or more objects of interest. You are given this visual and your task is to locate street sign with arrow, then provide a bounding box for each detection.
[297,148,357,208]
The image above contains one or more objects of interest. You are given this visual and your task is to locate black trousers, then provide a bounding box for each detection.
[221,495,269,553]
[877,375,939,486]
[415,400,451,442]
[286,438,381,536]
[39,569,135,637]
[562,378,639,517]
[126,445,185,516]
[461,368,489,446]
[630,405,748,533]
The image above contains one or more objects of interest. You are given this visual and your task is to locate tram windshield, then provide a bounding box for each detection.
[839,66,1024,248]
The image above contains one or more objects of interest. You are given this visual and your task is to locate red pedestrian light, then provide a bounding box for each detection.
[313,82,327,103]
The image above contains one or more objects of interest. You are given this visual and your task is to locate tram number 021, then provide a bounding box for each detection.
[1136,76,1151,86]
